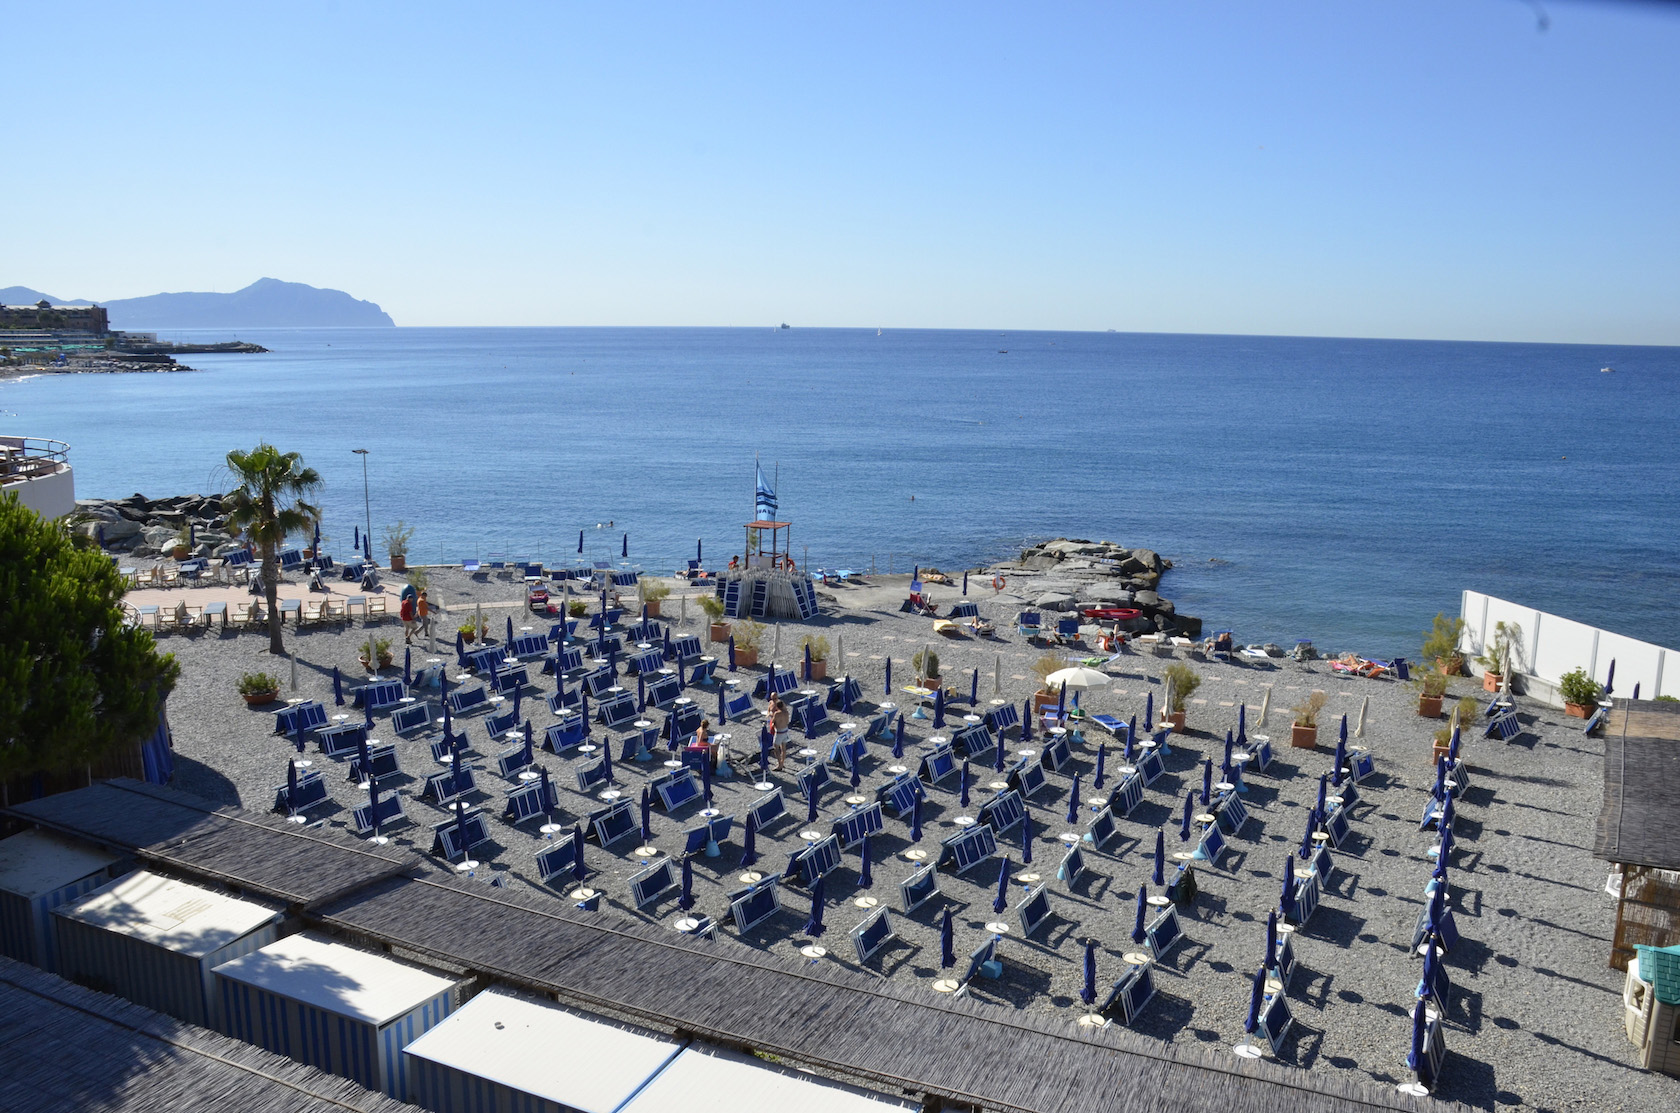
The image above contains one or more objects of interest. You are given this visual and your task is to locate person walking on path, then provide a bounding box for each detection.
[400,592,417,644]
[770,694,791,771]
[417,590,432,638]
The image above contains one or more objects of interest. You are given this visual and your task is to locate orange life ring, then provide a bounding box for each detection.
[992,575,1006,591]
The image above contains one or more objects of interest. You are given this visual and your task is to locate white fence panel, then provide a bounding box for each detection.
[1460,591,1676,703]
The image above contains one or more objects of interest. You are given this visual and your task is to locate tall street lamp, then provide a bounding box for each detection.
[352,449,371,563]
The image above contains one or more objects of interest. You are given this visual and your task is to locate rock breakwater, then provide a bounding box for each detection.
[69,493,245,559]
[989,537,1199,636]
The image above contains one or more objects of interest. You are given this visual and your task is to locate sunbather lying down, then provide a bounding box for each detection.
[1330,653,1385,678]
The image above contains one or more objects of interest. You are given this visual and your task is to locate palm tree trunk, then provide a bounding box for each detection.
[264,548,285,654]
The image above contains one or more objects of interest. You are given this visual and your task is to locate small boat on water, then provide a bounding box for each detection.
[1601,366,1615,373]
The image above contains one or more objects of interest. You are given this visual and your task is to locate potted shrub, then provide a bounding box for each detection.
[568,599,588,619]
[1476,620,1521,693]
[1558,667,1602,718]
[384,521,414,573]
[1433,696,1479,761]
[358,636,394,672]
[1029,653,1070,710]
[913,648,942,689]
[171,523,191,561]
[732,618,765,668]
[237,671,281,705]
[699,594,730,643]
[1291,690,1328,749]
[1422,613,1467,676]
[458,621,478,644]
[1416,671,1448,718]
[802,635,831,681]
[1160,662,1201,732]
[638,577,671,618]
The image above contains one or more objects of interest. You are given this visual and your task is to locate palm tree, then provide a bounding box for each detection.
[224,444,322,654]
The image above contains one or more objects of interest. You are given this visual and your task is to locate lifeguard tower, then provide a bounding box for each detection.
[716,519,819,621]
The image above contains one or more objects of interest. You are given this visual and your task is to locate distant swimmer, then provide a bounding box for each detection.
[909,495,915,502]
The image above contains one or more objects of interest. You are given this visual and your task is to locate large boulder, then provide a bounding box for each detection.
[1021,552,1062,572]
[1081,583,1135,605]
[99,517,143,541]
[142,525,178,549]
[1034,592,1076,612]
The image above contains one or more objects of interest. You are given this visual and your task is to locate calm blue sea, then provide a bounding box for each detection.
[5,327,1677,656]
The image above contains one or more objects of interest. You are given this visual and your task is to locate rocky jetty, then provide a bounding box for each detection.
[988,537,1200,636]
[69,493,244,559]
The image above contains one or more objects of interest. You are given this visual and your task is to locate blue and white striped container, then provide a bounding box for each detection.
[0,830,125,973]
[52,870,284,1029]
[403,988,684,1113]
[215,931,460,1102]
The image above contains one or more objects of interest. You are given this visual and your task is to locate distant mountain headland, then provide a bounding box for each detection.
[0,278,395,329]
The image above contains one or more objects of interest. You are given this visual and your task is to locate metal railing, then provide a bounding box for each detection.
[0,436,71,484]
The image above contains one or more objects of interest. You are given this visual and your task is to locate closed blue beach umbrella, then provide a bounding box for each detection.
[503,615,512,647]
[1144,691,1153,730]
[356,731,371,777]
[1224,731,1234,773]
[453,801,469,857]
[1245,965,1266,1038]
[580,688,591,724]
[697,538,703,563]
[1152,829,1165,886]
[1265,909,1278,972]
[1300,806,1317,860]
[441,696,454,748]
[758,728,771,780]
[640,786,653,841]
[678,854,695,910]
[1131,884,1148,944]
[715,685,724,722]
[1094,743,1107,790]
[742,811,759,867]
[451,748,463,786]
[1180,790,1194,841]
[1316,773,1328,816]
[859,834,874,888]
[842,676,854,714]
[1021,698,1034,743]
[910,790,923,843]
[1432,754,1447,800]
[803,643,812,682]
[1604,659,1615,698]
[1238,702,1246,739]
[804,873,826,937]
[1080,939,1097,1006]
[940,908,956,968]
[368,774,382,838]
[1201,758,1213,806]
[638,673,647,713]
[578,529,583,554]
[1436,824,1454,866]
[806,785,819,826]
[962,571,969,595]
[1281,853,1296,920]
[538,766,553,816]
[701,752,713,806]
[403,647,412,686]
[992,731,1006,773]
[892,713,905,759]
[884,657,892,694]
[1407,1000,1427,1075]
[1067,774,1081,823]
[286,759,298,808]
[850,756,861,789]
[571,822,587,881]
[354,525,360,551]
[1020,808,1033,865]
[511,684,522,723]
[622,533,628,558]
[1056,681,1067,722]
[960,760,971,808]
[934,686,945,729]
[363,534,372,561]
[1448,727,1460,762]
[1339,713,1348,749]
[804,702,816,740]
[601,733,615,784]
[993,855,1011,913]
[970,669,979,705]
[1331,728,1346,785]
[362,697,373,731]
[1127,715,1138,757]
[332,666,344,706]
[455,630,466,666]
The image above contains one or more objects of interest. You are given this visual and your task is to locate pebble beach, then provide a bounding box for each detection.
[134,559,1676,1113]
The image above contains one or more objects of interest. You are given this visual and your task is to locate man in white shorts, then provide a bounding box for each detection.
[770,693,791,771]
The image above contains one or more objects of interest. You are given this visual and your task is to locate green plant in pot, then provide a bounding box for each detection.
[1160,662,1202,731]
[801,634,831,681]
[732,618,765,666]
[1422,613,1467,676]
[1291,690,1328,749]
[1558,667,1602,717]
[637,577,671,618]
[358,636,394,672]
[237,671,282,704]
[1029,652,1070,708]
[568,599,588,619]
[912,648,941,687]
[172,522,192,561]
[458,620,478,644]
[1415,670,1448,718]
[1476,620,1521,693]
[699,593,729,642]
[383,521,414,572]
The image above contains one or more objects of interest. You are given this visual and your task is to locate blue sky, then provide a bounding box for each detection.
[8,1,1680,342]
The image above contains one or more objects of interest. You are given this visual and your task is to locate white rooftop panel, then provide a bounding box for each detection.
[213,931,456,1026]
[403,989,682,1112]
[59,870,279,956]
[623,1044,916,1113]
[0,830,122,899]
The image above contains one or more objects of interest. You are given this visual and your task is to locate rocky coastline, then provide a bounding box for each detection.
[69,492,245,559]
[986,537,1200,636]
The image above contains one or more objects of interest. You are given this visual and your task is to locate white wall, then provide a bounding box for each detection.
[5,464,75,520]
[1459,591,1674,703]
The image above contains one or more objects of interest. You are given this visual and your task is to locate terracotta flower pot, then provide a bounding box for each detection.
[1432,741,1451,764]
[242,691,278,706]
[1483,672,1502,693]
[644,600,661,618]
[389,554,407,572]
[461,630,476,644]
[735,647,759,668]
[1168,710,1186,733]
[1032,690,1059,712]
[1291,721,1318,749]
[709,623,731,644]
[172,544,189,560]
[1418,694,1443,718]
[1436,656,1462,677]
[1564,702,1592,718]
[809,659,828,681]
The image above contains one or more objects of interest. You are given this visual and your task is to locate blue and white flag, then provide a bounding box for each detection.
[755,460,778,519]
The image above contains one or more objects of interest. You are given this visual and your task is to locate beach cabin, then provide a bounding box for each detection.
[1625,943,1680,1076]
[0,829,125,973]
[619,1043,916,1113]
[404,987,685,1113]
[214,931,461,1101]
[1592,700,1680,973]
[52,869,284,1028]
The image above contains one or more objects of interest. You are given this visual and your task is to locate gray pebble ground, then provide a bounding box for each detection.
[141,561,1677,1113]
